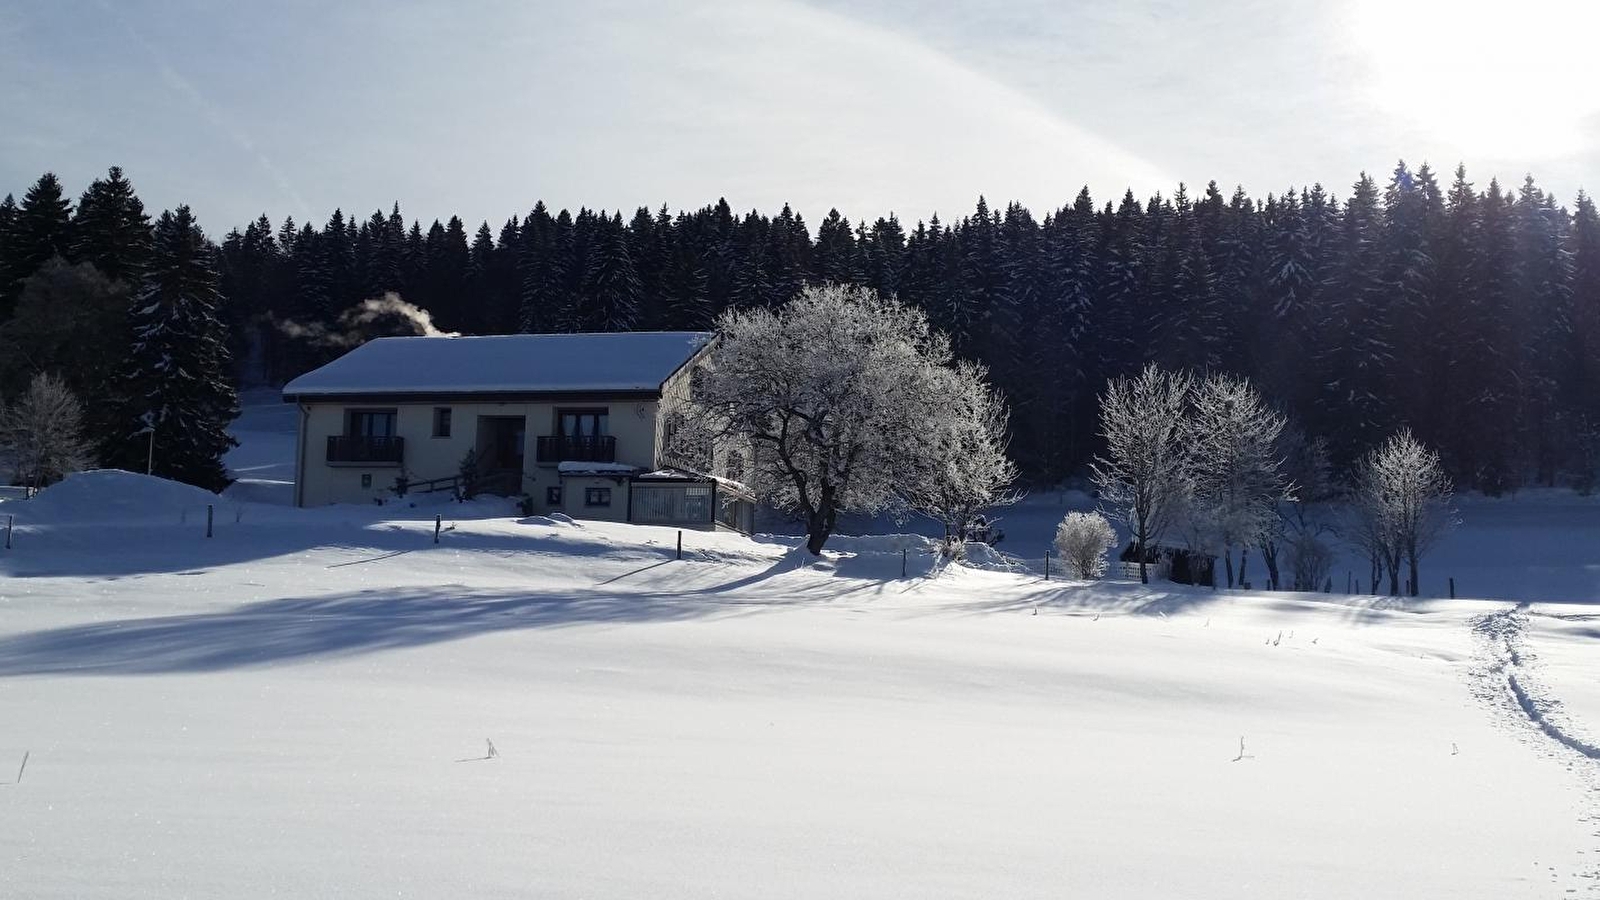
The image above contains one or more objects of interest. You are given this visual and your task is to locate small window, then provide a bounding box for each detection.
[585,487,612,507]
[546,486,562,505]
[360,473,372,488]
[432,407,452,438]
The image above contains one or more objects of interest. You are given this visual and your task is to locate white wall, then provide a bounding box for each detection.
[296,398,662,508]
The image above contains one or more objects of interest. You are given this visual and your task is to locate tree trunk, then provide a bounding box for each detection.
[1407,548,1420,597]
[805,513,833,555]
[803,487,838,556]
[1224,548,1235,589]
[1261,543,1280,591]
[1239,547,1249,589]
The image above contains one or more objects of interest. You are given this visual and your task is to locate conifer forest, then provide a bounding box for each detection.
[3,161,1597,493]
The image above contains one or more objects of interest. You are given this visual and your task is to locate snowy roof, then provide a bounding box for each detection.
[282,332,714,399]
[557,461,642,476]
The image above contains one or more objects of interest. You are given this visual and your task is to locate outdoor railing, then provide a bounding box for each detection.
[535,435,617,464]
[326,435,404,465]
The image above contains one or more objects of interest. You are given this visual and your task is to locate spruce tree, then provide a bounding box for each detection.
[71,166,151,284]
[3,173,74,317]
[103,206,239,490]
[578,213,642,331]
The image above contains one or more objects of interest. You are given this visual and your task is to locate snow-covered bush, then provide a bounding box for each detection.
[678,283,1015,555]
[1054,511,1117,579]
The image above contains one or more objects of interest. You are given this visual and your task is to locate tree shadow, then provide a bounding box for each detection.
[0,583,766,677]
[0,512,705,579]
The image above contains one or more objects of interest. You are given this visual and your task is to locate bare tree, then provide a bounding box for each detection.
[1187,373,1290,588]
[1349,429,1455,596]
[679,284,1013,555]
[1,372,94,490]
[1054,511,1117,579]
[907,361,1020,554]
[1270,427,1337,592]
[1091,364,1193,584]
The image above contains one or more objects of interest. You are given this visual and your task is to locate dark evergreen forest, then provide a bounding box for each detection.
[4,162,1598,493]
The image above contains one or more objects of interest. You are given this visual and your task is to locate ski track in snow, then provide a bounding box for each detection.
[1470,605,1600,895]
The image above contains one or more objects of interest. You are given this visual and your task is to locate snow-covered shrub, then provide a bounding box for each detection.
[1054,511,1117,579]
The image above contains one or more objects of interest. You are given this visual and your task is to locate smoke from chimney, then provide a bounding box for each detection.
[271,292,459,349]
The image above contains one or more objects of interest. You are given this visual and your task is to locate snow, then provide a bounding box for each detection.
[0,395,1597,897]
[280,331,713,398]
[556,460,642,475]
[17,469,221,523]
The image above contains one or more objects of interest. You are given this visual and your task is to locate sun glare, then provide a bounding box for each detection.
[1351,0,1600,159]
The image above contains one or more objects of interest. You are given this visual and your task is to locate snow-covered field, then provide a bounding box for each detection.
[2,399,1599,897]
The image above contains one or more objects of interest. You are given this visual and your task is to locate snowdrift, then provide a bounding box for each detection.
[20,470,223,524]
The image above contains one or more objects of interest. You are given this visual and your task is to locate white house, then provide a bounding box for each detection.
[281,331,754,530]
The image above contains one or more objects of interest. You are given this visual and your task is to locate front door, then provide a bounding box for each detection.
[475,416,526,493]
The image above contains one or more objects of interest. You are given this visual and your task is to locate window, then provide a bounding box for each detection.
[546,486,562,505]
[432,407,452,438]
[557,409,609,439]
[347,408,396,437]
[585,487,612,507]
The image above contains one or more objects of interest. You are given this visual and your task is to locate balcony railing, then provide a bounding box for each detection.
[536,434,617,464]
[327,435,404,466]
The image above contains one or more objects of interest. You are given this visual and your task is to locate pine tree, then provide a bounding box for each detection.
[102,206,239,489]
[1513,175,1575,484]
[3,173,75,317]
[71,166,151,284]
[518,202,561,333]
[812,208,858,285]
[578,212,642,331]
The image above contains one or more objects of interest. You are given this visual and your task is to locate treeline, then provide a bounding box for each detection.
[0,169,237,489]
[3,162,1599,493]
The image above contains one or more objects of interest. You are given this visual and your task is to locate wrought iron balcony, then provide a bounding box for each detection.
[327,435,404,466]
[536,434,617,464]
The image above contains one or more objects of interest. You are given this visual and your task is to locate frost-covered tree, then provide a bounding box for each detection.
[1350,429,1455,596]
[102,206,239,490]
[1187,372,1289,588]
[1091,364,1193,584]
[680,283,1011,555]
[1266,427,1337,592]
[1054,510,1117,579]
[1,372,93,490]
[907,360,1019,551]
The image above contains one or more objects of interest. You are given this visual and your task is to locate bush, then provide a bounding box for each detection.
[1054,511,1117,579]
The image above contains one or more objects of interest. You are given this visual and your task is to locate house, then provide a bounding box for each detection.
[281,331,754,530]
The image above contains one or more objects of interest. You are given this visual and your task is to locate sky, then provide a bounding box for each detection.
[1,0,1598,236]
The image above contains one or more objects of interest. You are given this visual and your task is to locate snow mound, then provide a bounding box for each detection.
[22,470,222,524]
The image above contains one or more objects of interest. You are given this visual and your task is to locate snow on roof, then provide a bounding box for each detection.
[557,461,642,476]
[282,332,714,398]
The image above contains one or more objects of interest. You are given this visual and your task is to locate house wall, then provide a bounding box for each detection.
[653,352,755,484]
[555,475,631,522]
[295,398,661,508]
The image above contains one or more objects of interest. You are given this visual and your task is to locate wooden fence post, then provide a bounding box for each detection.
[677,530,683,560]
[1449,577,1455,599]
[434,515,442,544]
[901,548,907,578]
[206,504,213,538]
[1044,550,1051,581]
[4,514,11,550]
